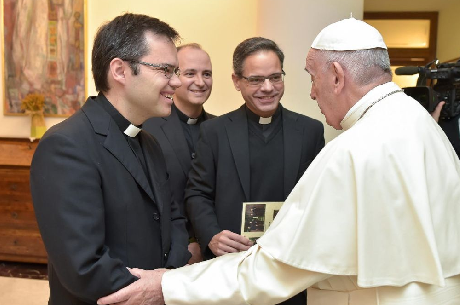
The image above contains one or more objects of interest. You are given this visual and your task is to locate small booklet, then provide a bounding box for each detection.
[240,201,284,242]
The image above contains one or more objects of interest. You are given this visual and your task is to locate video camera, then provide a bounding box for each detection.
[395,59,460,119]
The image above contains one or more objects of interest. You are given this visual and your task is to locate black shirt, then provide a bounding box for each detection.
[246,105,285,201]
[97,93,148,175]
[175,103,208,159]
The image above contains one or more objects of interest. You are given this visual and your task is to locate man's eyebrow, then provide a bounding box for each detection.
[157,63,178,68]
[304,67,310,73]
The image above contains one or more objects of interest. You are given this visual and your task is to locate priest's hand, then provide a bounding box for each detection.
[188,241,203,264]
[209,230,253,257]
[431,101,445,122]
[97,268,167,305]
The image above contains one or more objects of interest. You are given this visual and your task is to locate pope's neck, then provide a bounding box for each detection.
[348,74,392,110]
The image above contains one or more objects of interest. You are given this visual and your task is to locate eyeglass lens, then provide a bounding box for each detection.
[245,73,284,86]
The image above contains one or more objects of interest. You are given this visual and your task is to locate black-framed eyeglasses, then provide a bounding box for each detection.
[133,61,181,79]
[241,71,285,86]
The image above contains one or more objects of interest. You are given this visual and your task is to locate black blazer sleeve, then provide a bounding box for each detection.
[30,132,136,303]
[313,121,325,156]
[184,124,222,252]
[138,132,191,268]
[164,200,191,268]
[164,195,191,267]
[294,117,324,183]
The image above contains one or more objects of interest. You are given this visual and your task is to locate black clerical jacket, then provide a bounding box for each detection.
[185,104,325,259]
[143,105,215,237]
[30,95,190,305]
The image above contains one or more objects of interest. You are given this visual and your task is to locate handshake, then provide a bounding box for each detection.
[97,268,167,305]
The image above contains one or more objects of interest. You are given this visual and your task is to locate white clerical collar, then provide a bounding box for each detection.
[340,82,402,130]
[259,116,272,125]
[124,124,142,137]
[187,118,198,125]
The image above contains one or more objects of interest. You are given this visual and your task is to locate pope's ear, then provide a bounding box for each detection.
[232,73,241,91]
[331,61,345,94]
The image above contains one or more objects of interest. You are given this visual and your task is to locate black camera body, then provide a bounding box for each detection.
[395,60,460,120]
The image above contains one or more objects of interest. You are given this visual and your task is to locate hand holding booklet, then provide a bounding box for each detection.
[240,201,284,242]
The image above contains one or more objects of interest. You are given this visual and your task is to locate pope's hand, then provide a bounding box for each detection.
[97,268,167,305]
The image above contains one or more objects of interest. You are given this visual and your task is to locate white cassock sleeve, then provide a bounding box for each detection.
[162,244,331,305]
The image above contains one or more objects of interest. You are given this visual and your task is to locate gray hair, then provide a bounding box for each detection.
[319,48,392,85]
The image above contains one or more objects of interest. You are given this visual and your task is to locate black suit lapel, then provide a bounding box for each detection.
[104,124,156,203]
[282,108,302,198]
[140,131,164,214]
[225,106,250,200]
[81,97,156,203]
[161,108,190,177]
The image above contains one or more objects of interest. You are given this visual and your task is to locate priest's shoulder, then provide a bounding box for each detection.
[282,107,324,130]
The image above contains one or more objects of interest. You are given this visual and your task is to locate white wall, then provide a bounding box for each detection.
[364,0,460,62]
[0,0,258,138]
[257,0,364,142]
[0,0,362,143]
[436,1,460,61]
[86,0,260,116]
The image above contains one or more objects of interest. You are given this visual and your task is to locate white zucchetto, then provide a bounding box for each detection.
[311,17,387,51]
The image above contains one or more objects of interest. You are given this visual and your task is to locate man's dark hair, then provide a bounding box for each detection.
[233,37,284,77]
[92,13,180,92]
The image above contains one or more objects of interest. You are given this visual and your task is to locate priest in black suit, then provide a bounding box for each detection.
[30,14,190,305]
[143,43,215,264]
[185,37,325,305]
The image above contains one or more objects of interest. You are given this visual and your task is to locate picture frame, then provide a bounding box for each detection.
[2,0,86,117]
[363,12,438,67]
[241,201,284,242]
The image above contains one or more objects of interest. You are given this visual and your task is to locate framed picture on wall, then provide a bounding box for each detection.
[2,0,86,116]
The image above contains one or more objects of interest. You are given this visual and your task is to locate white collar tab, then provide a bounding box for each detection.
[259,116,272,125]
[187,118,198,125]
[124,124,141,137]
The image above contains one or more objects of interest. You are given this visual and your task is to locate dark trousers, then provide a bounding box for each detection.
[278,291,306,305]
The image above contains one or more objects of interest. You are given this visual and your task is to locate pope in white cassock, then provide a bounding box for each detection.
[98,18,460,305]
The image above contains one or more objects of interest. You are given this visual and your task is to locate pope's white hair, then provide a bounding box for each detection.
[319,48,392,85]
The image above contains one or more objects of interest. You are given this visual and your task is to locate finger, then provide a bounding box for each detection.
[128,268,143,278]
[97,285,133,305]
[226,238,255,252]
[210,240,236,256]
[235,243,252,251]
[218,234,246,248]
[227,232,254,246]
[431,101,445,122]
[226,239,252,251]
[435,101,445,112]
